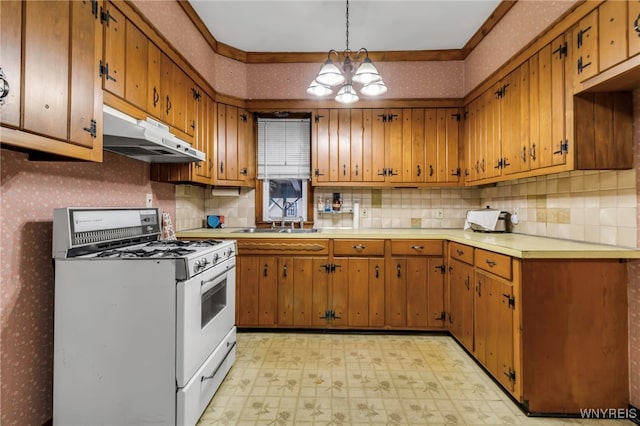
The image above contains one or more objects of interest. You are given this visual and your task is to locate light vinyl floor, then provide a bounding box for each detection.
[197,332,635,426]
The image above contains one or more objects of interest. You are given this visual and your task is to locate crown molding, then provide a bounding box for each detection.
[177,0,517,64]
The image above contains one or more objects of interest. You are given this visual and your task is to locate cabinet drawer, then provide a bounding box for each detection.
[449,242,473,264]
[237,239,329,255]
[390,240,443,256]
[333,239,384,256]
[475,249,512,280]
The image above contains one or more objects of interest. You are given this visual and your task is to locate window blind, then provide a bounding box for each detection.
[257,118,311,179]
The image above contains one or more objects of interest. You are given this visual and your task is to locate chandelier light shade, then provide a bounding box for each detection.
[306,0,387,104]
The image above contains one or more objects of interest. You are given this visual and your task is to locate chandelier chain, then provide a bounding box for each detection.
[345,0,350,52]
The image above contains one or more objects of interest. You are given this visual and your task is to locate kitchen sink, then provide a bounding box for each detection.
[234,227,320,234]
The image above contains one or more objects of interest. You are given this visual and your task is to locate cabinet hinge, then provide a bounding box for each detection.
[240,113,248,122]
[494,158,503,169]
[451,167,461,177]
[435,311,446,321]
[502,293,515,309]
[504,367,516,383]
[577,26,592,48]
[314,113,324,123]
[83,119,97,138]
[319,310,341,321]
[90,0,99,19]
[192,87,202,101]
[552,41,568,59]
[387,113,398,122]
[553,140,569,155]
[452,113,461,122]
[314,168,324,177]
[99,61,116,82]
[100,7,117,26]
[435,264,446,274]
[577,57,592,74]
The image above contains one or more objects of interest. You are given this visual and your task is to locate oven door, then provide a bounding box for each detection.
[176,260,236,387]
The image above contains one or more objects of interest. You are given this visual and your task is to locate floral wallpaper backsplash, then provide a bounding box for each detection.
[0,149,175,426]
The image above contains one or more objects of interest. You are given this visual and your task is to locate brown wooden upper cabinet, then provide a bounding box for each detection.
[312,108,460,187]
[598,1,628,72]
[1,0,103,162]
[573,9,598,83]
[215,103,255,187]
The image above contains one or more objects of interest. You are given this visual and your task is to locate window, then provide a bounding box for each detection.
[257,117,311,223]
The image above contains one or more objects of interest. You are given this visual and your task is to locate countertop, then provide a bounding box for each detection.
[176,227,640,259]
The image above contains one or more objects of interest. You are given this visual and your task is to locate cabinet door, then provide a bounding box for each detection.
[485,84,502,179]
[464,102,478,182]
[312,258,330,326]
[406,258,428,327]
[160,53,174,125]
[147,42,163,119]
[237,107,253,181]
[0,1,22,127]
[312,109,330,183]
[475,270,514,392]
[337,109,351,182]
[406,109,426,183]
[23,1,69,141]
[124,20,148,110]
[501,66,523,176]
[427,258,446,328]
[385,109,404,182]
[629,0,640,57]
[448,258,474,351]
[574,10,598,82]
[102,1,125,97]
[550,35,567,168]
[224,105,239,180]
[349,109,364,182]
[258,257,277,325]
[193,92,213,182]
[293,258,315,326]
[278,256,294,326]
[366,109,386,183]
[598,1,627,72]
[236,256,259,325]
[425,109,438,183]
[369,260,385,327]
[440,108,461,183]
[528,54,541,170]
[171,64,192,135]
[387,258,407,327]
[69,0,102,149]
[343,258,368,326]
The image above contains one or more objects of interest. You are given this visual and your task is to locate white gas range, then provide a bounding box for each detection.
[52,207,236,426]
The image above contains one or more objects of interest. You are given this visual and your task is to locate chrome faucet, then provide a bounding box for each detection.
[298,216,304,229]
[281,201,290,227]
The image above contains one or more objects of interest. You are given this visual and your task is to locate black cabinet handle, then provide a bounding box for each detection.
[429,165,434,177]
[486,259,497,267]
[635,14,640,35]
[283,264,287,278]
[464,276,470,290]
[263,264,268,277]
[342,164,346,177]
[375,265,380,278]
[352,244,366,251]
[152,86,159,107]
[417,164,421,177]
[530,143,537,161]
[396,264,401,278]
[355,164,359,176]
[166,96,172,114]
[220,162,224,174]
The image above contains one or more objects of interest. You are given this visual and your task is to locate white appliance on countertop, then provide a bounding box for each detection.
[52,207,236,426]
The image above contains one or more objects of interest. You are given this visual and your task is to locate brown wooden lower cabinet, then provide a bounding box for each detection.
[447,242,628,415]
[234,237,629,414]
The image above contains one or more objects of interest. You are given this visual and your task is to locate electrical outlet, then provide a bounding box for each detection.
[435,208,444,219]
[145,193,153,207]
[361,208,368,218]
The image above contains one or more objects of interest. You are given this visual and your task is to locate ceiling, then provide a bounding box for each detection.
[187,0,504,54]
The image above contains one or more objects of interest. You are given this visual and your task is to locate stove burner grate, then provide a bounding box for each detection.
[145,240,222,248]
[95,247,196,258]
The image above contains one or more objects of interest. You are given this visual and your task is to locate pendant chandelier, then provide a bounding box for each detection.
[306,0,387,104]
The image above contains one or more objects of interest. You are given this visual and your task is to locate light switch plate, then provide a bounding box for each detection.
[145,193,153,207]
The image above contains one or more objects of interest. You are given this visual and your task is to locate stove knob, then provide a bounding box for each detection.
[213,253,220,263]
[193,260,201,272]
[202,258,210,266]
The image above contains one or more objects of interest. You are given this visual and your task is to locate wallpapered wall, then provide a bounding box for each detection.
[0,150,175,425]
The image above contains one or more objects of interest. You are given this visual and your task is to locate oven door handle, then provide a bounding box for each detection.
[201,340,236,382]
[200,264,235,294]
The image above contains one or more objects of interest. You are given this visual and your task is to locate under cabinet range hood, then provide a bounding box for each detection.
[102,105,205,163]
